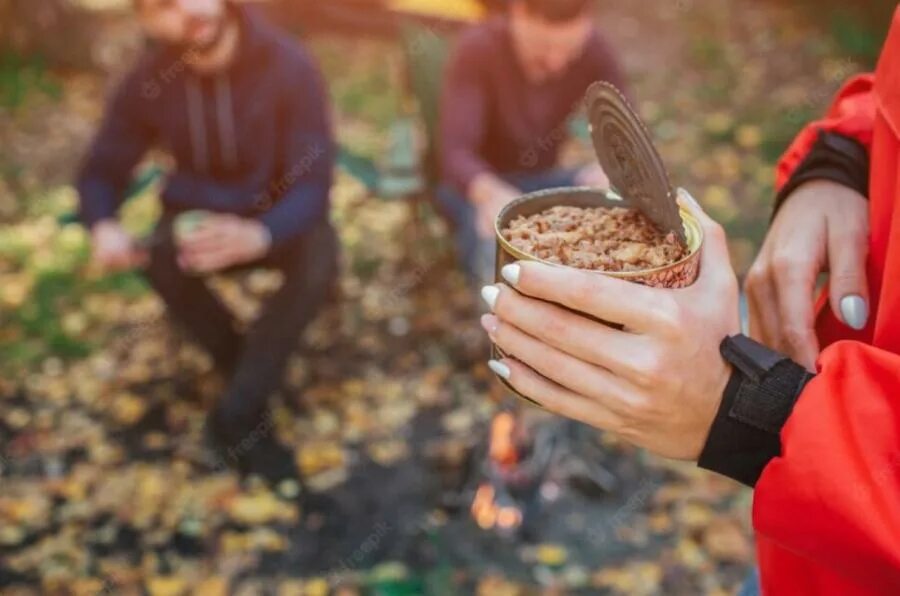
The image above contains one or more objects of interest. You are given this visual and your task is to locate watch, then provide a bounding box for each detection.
[698,335,816,487]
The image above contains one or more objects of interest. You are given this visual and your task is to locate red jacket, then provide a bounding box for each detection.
[755,8,900,595]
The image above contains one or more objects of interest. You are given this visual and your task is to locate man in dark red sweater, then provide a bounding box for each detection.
[438,0,627,282]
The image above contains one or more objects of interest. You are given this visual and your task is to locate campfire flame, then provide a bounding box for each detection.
[471,412,524,531]
[488,412,518,468]
[471,484,523,530]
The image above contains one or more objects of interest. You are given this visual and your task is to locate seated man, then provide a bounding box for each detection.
[77,0,337,486]
[438,0,627,283]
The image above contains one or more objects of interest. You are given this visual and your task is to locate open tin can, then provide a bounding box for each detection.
[491,188,703,404]
[489,83,703,404]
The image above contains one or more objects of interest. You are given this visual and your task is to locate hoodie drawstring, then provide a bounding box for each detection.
[186,77,209,175]
[185,75,239,174]
[216,74,239,171]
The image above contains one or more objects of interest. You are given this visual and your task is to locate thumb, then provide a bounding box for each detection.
[676,188,733,282]
[827,223,869,331]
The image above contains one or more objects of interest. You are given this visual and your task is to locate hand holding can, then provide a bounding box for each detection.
[482,189,741,461]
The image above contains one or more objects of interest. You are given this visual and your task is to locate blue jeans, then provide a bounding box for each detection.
[436,169,579,285]
[738,569,761,596]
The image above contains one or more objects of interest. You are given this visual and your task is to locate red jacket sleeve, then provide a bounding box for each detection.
[753,341,900,591]
[776,74,877,190]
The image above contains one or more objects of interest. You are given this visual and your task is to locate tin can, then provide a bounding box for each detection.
[174,210,211,243]
[174,210,212,276]
[491,186,704,404]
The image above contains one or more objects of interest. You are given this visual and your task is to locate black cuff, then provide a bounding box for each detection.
[773,130,870,218]
[698,335,815,487]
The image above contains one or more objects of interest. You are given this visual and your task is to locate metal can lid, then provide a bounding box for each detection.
[584,82,686,246]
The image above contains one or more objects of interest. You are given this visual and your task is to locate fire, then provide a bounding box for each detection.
[471,484,522,530]
[470,412,523,531]
[488,412,518,468]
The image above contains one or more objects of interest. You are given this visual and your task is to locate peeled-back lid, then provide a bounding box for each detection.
[585,82,686,246]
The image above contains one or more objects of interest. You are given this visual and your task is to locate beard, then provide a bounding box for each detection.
[175,11,231,59]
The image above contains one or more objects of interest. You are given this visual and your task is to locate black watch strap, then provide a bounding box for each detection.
[698,335,816,487]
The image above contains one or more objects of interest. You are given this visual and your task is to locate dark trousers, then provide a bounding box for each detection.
[435,169,580,284]
[143,216,339,436]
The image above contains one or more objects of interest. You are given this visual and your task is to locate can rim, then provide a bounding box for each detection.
[494,186,704,279]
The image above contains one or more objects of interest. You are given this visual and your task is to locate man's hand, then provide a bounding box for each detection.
[468,173,521,238]
[745,180,869,370]
[574,163,610,189]
[177,214,272,274]
[481,190,741,460]
[91,220,146,271]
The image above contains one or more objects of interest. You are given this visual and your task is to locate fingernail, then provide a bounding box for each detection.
[480,314,499,337]
[676,187,700,209]
[501,263,521,285]
[488,359,511,380]
[481,285,500,311]
[840,295,868,330]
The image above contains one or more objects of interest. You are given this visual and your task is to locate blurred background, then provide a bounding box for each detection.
[0,0,895,594]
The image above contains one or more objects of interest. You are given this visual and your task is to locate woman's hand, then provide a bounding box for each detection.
[481,191,741,461]
[745,180,869,370]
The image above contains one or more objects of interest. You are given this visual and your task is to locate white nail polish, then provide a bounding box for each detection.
[481,285,500,311]
[840,295,868,330]
[677,187,700,209]
[488,359,511,380]
[501,263,521,286]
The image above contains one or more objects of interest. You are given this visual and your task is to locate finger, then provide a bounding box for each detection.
[676,188,734,290]
[180,216,234,246]
[195,214,232,230]
[745,265,782,349]
[771,251,820,370]
[180,225,234,258]
[508,261,667,332]
[483,313,635,414]
[180,225,226,252]
[187,247,235,273]
[488,284,650,378]
[489,358,623,432]
[181,239,227,259]
[826,213,869,331]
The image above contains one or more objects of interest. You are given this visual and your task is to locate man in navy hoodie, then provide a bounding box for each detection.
[77,0,337,487]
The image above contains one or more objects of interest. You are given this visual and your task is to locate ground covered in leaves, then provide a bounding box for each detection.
[0,0,885,594]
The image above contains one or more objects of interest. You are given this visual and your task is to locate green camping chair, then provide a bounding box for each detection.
[337,22,453,264]
[337,22,451,199]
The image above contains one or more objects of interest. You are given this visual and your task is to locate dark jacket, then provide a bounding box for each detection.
[77,5,333,249]
[439,17,627,195]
